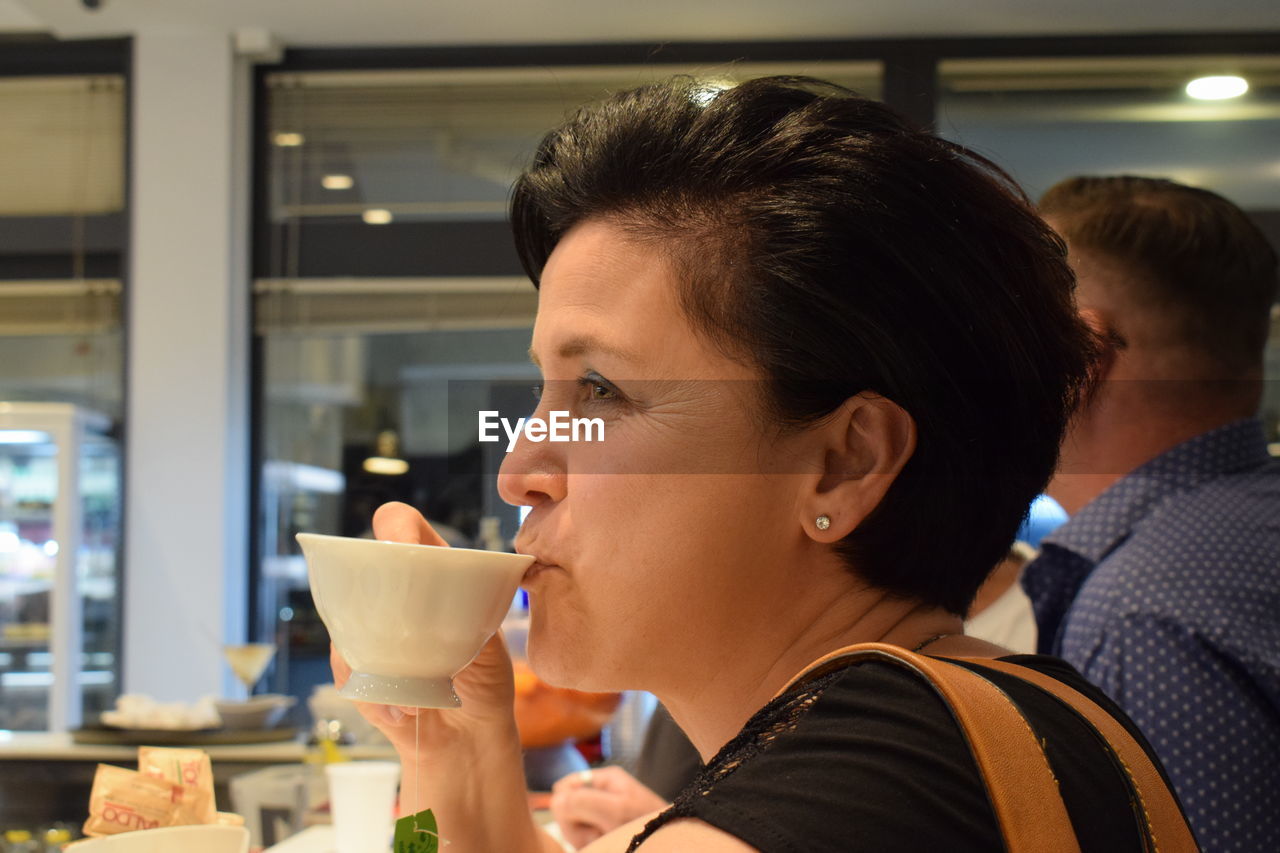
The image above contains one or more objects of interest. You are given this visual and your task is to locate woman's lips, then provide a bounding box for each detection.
[522,560,562,583]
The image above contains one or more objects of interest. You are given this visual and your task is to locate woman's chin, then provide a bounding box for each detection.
[526,637,577,687]
[526,635,614,693]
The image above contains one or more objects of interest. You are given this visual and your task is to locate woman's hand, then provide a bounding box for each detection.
[328,501,520,761]
[550,766,670,850]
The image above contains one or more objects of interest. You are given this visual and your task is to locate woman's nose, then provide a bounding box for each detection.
[497,423,568,508]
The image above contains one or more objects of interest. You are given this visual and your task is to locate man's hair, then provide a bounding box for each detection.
[1040,175,1278,375]
[510,76,1099,615]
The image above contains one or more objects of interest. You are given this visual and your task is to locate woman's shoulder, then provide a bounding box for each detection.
[957,652,1168,771]
[626,658,1004,852]
[631,653,1153,852]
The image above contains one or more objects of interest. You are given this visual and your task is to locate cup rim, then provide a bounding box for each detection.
[296,531,534,569]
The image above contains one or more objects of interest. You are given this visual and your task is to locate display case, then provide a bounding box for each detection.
[0,403,120,731]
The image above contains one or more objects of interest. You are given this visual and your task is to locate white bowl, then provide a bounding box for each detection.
[214,694,296,730]
[296,532,533,709]
[66,826,249,852]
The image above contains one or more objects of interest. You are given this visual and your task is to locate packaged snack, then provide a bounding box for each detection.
[83,764,182,836]
[137,746,217,824]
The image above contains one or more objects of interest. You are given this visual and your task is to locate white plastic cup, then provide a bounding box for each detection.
[326,761,402,853]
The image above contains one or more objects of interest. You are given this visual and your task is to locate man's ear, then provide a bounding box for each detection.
[1079,306,1123,385]
[802,392,916,542]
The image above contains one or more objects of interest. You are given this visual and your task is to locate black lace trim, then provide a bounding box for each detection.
[625,670,843,852]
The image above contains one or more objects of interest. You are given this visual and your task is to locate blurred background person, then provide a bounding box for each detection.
[964,494,1069,652]
[1026,175,1280,853]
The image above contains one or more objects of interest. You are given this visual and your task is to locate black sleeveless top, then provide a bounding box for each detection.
[627,654,1185,852]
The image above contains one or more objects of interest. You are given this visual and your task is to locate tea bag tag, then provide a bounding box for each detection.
[394,808,446,852]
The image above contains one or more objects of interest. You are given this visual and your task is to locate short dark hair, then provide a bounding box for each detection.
[511,76,1098,615]
[1040,175,1278,374]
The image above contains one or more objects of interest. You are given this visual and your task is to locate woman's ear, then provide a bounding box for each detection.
[803,392,916,541]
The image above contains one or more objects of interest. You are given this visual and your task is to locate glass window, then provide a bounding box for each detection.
[254,60,881,698]
[0,73,125,729]
[0,75,126,420]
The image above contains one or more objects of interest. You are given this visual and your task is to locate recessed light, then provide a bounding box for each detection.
[273,132,305,147]
[1186,75,1248,101]
[0,430,48,444]
[362,209,393,225]
[321,174,354,190]
[362,456,409,475]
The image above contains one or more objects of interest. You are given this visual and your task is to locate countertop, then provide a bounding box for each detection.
[0,731,397,762]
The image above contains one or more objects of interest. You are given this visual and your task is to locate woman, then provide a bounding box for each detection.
[333,77,1190,851]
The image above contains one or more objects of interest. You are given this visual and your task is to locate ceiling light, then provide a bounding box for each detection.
[0,430,48,445]
[362,208,393,225]
[362,456,410,476]
[273,132,305,147]
[362,429,409,475]
[1186,75,1248,101]
[322,174,354,190]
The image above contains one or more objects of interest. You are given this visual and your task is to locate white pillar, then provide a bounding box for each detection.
[125,31,250,701]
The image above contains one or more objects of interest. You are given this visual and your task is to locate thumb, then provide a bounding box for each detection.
[372,501,449,547]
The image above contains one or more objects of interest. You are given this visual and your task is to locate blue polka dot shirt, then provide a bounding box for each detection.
[1022,418,1280,853]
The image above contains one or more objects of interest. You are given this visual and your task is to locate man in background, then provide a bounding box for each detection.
[1027,176,1280,852]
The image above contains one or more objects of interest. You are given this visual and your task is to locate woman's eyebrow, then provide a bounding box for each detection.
[528,336,639,367]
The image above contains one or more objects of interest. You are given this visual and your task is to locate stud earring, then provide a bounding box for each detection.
[815,514,831,531]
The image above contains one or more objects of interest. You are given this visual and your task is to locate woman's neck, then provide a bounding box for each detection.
[654,582,965,762]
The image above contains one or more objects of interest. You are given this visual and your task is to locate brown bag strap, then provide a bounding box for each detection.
[785,642,1080,853]
[957,657,1199,852]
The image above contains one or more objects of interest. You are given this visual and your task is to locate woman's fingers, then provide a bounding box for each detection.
[550,766,670,846]
[550,786,635,836]
[329,643,352,688]
[579,765,645,794]
[372,501,450,547]
[560,820,605,851]
[551,770,589,796]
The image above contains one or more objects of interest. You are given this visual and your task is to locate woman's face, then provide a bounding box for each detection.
[501,219,817,693]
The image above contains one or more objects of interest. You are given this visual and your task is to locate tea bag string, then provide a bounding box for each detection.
[412,714,451,846]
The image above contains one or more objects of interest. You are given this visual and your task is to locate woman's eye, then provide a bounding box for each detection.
[577,373,621,404]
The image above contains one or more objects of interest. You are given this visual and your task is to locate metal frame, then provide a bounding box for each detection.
[0,37,128,77]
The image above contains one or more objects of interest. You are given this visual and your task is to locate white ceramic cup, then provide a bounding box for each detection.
[297,532,533,708]
[326,761,402,853]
